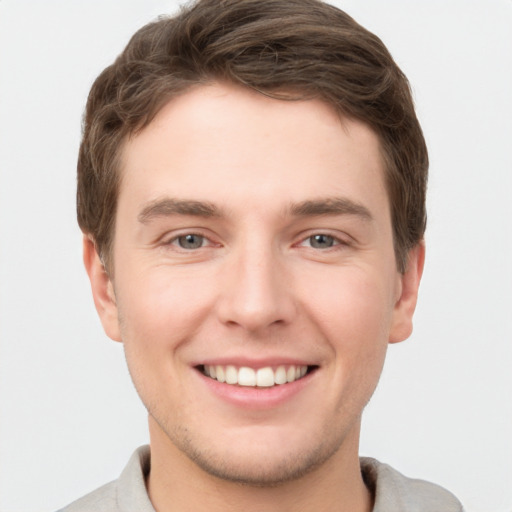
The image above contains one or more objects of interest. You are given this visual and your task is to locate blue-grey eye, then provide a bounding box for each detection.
[177,234,204,249]
[309,234,335,249]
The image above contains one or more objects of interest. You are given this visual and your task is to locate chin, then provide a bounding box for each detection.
[186,445,333,486]
[165,421,345,487]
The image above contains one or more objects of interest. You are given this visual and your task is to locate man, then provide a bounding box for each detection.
[60,0,463,510]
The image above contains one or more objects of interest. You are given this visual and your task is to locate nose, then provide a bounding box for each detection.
[216,243,296,333]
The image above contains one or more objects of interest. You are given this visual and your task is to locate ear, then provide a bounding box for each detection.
[389,242,425,344]
[82,235,122,342]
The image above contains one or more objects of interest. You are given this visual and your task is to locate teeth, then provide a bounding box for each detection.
[274,366,287,385]
[203,364,309,387]
[215,365,225,383]
[256,367,274,387]
[225,365,238,384]
[238,367,256,386]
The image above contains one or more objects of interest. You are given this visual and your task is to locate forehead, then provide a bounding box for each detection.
[119,82,388,220]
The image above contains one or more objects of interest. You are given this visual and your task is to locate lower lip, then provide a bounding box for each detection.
[195,369,315,409]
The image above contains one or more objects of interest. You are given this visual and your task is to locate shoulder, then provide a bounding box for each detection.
[360,457,464,512]
[56,446,154,512]
[56,480,118,512]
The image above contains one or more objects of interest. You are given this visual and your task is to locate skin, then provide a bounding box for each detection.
[84,82,424,512]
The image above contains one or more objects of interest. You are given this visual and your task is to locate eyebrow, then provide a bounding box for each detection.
[290,197,373,221]
[137,196,373,224]
[138,198,222,223]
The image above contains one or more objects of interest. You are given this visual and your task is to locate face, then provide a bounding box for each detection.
[86,83,423,485]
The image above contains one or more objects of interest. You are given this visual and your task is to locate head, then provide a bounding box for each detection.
[79,0,427,491]
[77,0,427,275]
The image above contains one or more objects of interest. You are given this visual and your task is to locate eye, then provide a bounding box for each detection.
[174,234,206,249]
[306,234,337,249]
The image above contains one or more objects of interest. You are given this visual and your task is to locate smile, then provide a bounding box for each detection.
[201,364,311,387]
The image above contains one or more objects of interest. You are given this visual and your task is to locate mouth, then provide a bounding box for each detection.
[197,364,317,388]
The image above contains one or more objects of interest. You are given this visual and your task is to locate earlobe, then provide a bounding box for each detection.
[82,235,122,342]
[389,242,425,344]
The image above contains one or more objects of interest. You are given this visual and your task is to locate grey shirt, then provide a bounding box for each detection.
[58,446,463,512]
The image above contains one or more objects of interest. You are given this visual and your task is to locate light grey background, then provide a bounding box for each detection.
[0,1,511,511]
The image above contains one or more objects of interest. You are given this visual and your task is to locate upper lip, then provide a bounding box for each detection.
[192,357,319,369]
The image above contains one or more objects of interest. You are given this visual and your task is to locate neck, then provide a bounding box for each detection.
[146,418,372,512]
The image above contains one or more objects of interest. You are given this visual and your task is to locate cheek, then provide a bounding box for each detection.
[304,269,394,395]
[114,275,199,416]
[307,269,395,345]
[113,268,213,398]
[116,266,213,343]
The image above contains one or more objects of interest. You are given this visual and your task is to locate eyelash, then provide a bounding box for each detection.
[297,233,347,250]
[162,232,348,252]
[164,233,213,250]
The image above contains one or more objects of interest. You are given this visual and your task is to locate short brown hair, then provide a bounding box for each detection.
[77,0,427,273]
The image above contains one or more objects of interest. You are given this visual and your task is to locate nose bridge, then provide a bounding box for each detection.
[217,232,294,332]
